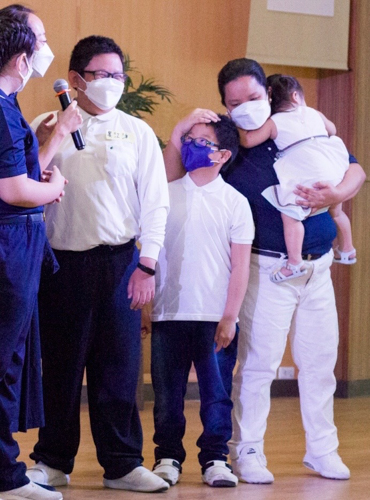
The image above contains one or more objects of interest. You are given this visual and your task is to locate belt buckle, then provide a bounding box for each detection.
[306,254,312,261]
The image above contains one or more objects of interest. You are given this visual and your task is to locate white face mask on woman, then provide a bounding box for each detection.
[16,56,33,92]
[230,99,271,130]
[32,43,54,78]
[80,77,124,111]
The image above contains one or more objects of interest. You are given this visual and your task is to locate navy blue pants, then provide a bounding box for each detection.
[151,321,238,467]
[0,219,46,491]
[31,242,143,479]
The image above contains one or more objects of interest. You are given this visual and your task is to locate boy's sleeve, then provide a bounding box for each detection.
[230,194,255,244]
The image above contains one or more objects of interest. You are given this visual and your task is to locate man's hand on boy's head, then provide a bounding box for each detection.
[214,317,236,352]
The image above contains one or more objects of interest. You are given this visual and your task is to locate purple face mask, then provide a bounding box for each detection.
[181,141,217,172]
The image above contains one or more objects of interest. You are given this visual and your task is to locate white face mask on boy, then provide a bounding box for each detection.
[80,77,124,111]
[230,99,271,130]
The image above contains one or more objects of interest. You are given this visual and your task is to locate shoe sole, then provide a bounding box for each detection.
[104,480,169,492]
[153,472,179,486]
[239,477,274,484]
[206,479,237,487]
[303,461,350,480]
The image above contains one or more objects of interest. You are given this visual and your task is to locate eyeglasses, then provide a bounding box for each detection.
[83,70,127,83]
[181,134,220,149]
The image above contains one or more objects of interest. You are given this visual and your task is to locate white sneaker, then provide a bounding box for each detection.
[303,451,350,480]
[0,481,63,499]
[153,459,181,486]
[103,466,169,492]
[26,463,70,487]
[232,448,274,484]
[201,460,238,487]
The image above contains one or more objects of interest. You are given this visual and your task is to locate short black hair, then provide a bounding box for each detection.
[218,58,267,107]
[69,35,125,75]
[0,14,35,73]
[210,114,240,169]
[0,4,33,24]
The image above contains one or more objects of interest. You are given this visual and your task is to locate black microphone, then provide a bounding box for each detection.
[53,79,85,150]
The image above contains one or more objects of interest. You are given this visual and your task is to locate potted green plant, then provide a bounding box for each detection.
[116,54,174,149]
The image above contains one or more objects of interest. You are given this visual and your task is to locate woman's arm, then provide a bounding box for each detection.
[37,101,83,172]
[0,166,66,207]
[164,108,220,182]
[294,162,366,209]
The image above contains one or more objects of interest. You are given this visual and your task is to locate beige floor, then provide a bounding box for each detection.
[17,397,370,500]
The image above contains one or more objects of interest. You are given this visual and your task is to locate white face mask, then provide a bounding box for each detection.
[16,56,33,92]
[32,43,54,78]
[230,99,271,130]
[80,77,124,111]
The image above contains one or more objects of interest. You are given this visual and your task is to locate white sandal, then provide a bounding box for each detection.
[270,261,308,283]
[333,247,357,265]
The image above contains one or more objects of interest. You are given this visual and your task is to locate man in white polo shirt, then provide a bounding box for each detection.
[26,35,169,494]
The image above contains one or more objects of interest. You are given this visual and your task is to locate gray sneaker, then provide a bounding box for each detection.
[201,460,238,487]
[153,458,182,486]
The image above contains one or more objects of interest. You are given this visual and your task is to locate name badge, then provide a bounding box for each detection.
[106,130,135,142]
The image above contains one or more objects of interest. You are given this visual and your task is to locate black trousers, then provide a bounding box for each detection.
[31,242,143,479]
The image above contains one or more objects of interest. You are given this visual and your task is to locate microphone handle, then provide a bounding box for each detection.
[58,92,85,151]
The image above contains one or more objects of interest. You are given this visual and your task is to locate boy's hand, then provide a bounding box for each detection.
[141,302,153,338]
[214,317,236,353]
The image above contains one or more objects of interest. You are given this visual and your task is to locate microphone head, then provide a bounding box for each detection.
[53,79,69,93]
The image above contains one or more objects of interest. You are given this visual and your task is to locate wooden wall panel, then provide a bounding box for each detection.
[318,0,370,386]
[344,0,370,383]
[10,0,80,121]
[352,1,370,176]
[345,0,370,383]
[349,184,370,380]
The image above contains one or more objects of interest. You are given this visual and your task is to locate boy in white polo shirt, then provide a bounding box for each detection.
[151,114,254,487]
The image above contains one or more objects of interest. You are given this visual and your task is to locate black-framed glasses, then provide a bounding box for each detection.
[181,134,220,149]
[83,70,127,83]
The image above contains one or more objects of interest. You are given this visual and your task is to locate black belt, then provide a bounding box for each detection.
[0,213,44,224]
[53,239,136,256]
[252,248,323,261]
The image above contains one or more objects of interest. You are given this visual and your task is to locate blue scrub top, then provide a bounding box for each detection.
[223,139,357,255]
[0,89,43,217]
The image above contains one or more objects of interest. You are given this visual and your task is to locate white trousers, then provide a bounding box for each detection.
[229,250,339,460]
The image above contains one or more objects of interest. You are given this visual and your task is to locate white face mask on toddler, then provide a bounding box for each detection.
[80,77,124,111]
[230,99,271,130]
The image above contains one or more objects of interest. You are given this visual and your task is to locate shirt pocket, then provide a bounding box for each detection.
[103,140,137,178]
